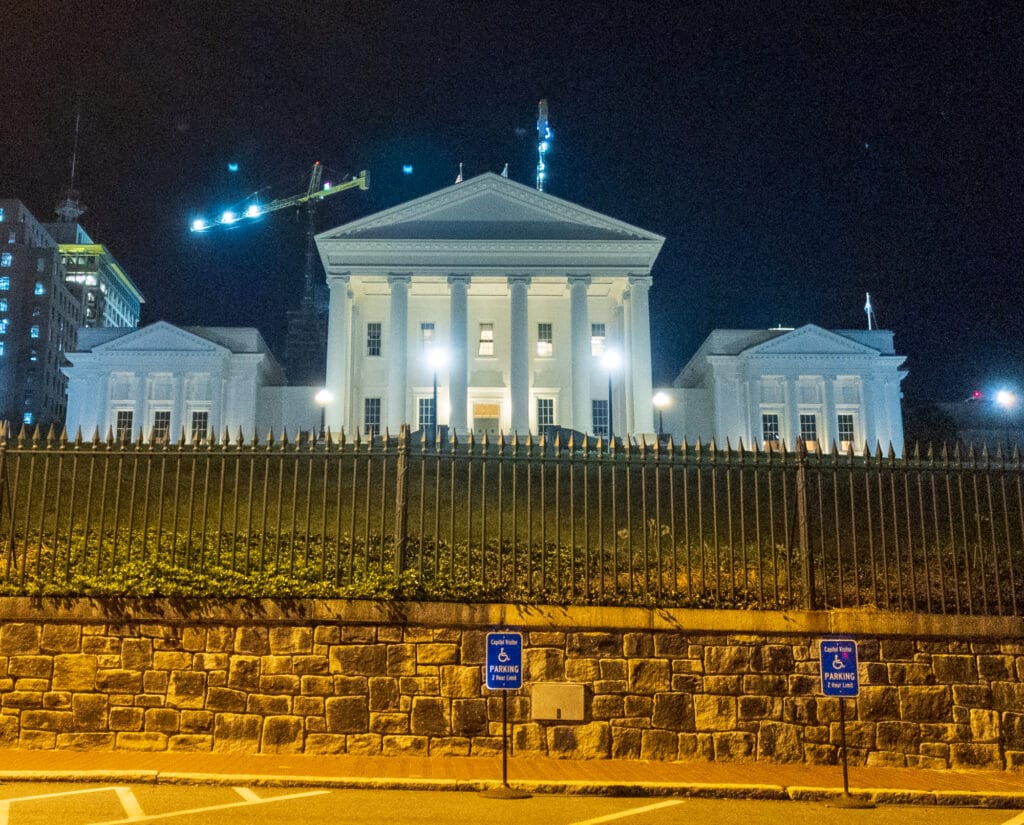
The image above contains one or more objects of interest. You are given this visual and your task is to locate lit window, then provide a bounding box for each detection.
[36,258,45,273]
[367,322,382,356]
[0,277,8,290]
[0,319,7,334]
[364,397,381,437]
[23,412,33,426]
[29,350,37,362]
[151,410,171,442]
[0,208,4,222]
[116,410,134,442]
[591,323,606,356]
[837,414,855,448]
[592,399,609,438]
[537,398,554,428]
[418,397,435,430]
[7,232,14,245]
[0,253,11,268]
[0,342,4,356]
[420,322,434,348]
[0,300,6,311]
[762,414,780,444]
[191,411,209,443]
[800,414,817,444]
[478,323,494,356]
[536,323,553,357]
[30,325,40,339]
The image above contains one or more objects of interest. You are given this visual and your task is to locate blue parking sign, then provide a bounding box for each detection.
[486,632,523,690]
[820,639,859,697]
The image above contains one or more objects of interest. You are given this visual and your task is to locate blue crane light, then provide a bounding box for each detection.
[221,210,237,224]
[536,99,552,192]
[191,218,208,232]
[245,204,261,218]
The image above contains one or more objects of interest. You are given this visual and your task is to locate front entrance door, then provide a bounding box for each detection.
[472,403,501,439]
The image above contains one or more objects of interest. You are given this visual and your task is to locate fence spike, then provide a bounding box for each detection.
[90,427,101,447]
[511,431,519,450]
[980,443,990,464]
[30,425,40,447]
[103,426,113,447]
[0,420,6,441]
[449,428,458,449]
[467,428,475,451]
[525,431,533,451]
[639,433,648,455]
[73,426,83,447]
[1012,442,1021,465]
[666,433,675,453]
[59,426,69,448]
[553,430,562,452]
[16,425,27,446]
[995,443,1006,463]
[967,442,977,463]
[338,428,347,448]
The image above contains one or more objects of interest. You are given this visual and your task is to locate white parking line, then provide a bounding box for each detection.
[115,786,146,820]
[569,799,684,825]
[233,787,262,802]
[1001,811,1024,825]
[0,787,135,825]
[88,789,330,824]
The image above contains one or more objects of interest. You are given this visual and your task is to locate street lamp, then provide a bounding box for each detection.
[427,346,448,439]
[602,349,621,442]
[652,391,671,437]
[314,388,334,438]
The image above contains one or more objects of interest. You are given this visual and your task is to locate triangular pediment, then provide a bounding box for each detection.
[744,325,879,357]
[317,173,664,243]
[93,321,229,355]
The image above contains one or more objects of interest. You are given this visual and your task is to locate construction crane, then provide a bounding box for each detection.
[189,162,368,232]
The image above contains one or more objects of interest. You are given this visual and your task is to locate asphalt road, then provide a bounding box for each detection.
[0,784,1020,825]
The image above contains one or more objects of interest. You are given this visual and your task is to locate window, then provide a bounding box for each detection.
[478,323,494,356]
[23,412,33,426]
[0,342,4,356]
[0,208,5,222]
[364,398,381,437]
[36,258,44,273]
[537,398,554,428]
[592,399,610,438]
[762,413,780,444]
[115,410,134,442]
[367,322,381,356]
[420,322,434,348]
[799,414,817,444]
[0,277,9,290]
[0,300,6,312]
[30,325,40,339]
[151,410,171,442]
[29,350,37,362]
[418,397,436,430]
[0,318,7,334]
[1,253,11,268]
[536,323,553,357]
[837,414,855,448]
[7,232,14,245]
[191,411,209,443]
[591,323,606,356]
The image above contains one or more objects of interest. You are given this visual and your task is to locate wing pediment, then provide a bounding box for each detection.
[744,325,880,357]
[93,321,228,355]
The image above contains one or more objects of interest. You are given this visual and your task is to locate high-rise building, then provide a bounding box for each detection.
[0,200,83,429]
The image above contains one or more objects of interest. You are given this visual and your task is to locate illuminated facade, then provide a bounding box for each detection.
[0,200,82,429]
[661,325,908,454]
[315,173,665,439]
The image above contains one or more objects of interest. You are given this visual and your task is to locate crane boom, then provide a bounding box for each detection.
[190,163,368,232]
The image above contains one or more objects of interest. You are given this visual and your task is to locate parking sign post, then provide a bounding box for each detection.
[482,632,529,800]
[820,639,874,808]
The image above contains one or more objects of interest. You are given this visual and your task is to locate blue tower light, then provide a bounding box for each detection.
[536,98,552,192]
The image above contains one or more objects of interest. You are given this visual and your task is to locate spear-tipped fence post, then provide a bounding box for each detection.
[795,437,816,609]
[394,424,410,577]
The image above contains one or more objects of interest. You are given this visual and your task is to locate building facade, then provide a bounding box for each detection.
[0,200,82,428]
[62,321,303,442]
[662,324,908,453]
[315,173,665,438]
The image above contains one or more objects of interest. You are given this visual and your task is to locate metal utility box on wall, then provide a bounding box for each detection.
[532,682,585,721]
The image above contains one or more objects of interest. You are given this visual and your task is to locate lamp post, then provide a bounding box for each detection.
[314,388,334,439]
[602,349,621,442]
[427,346,448,440]
[652,391,670,437]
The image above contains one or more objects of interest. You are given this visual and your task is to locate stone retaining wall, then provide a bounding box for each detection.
[0,599,1021,769]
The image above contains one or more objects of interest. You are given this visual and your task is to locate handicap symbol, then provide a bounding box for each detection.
[832,654,845,669]
[497,648,510,663]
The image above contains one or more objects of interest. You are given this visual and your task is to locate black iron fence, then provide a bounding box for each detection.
[1,422,1022,614]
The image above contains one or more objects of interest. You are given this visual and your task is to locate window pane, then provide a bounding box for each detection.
[478,323,494,356]
[537,398,554,428]
[1,252,11,268]
[591,323,606,356]
[837,414,855,445]
[799,414,817,443]
[420,322,434,347]
[367,322,382,356]
[592,399,609,437]
[762,413,780,443]
[537,323,553,357]
[116,410,134,442]
[152,410,171,441]
[364,397,381,437]
[418,397,435,429]
[191,411,209,442]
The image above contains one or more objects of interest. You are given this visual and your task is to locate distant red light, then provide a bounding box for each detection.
[973,391,982,399]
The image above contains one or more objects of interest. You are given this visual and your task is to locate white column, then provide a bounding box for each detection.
[860,376,877,453]
[822,375,836,449]
[386,275,411,433]
[568,276,591,433]
[785,379,800,449]
[628,275,654,435]
[324,274,351,434]
[610,302,625,438]
[448,275,469,434]
[170,374,185,443]
[622,288,634,435]
[748,376,762,447]
[508,276,531,434]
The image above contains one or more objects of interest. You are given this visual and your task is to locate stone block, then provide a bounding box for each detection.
[386,644,417,676]
[212,713,262,752]
[168,671,206,709]
[382,735,428,756]
[865,662,888,683]
[9,656,51,679]
[953,684,991,707]
[527,648,565,681]
[592,695,624,719]
[269,627,312,654]
[41,625,80,653]
[704,645,751,674]
[52,654,97,691]
[704,675,743,694]
[292,655,328,675]
[262,715,304,753]
[168,734,213,752]
[305,733,347,754]
[344,626,378,643]
[370,712,408,734]
[600,659,628,680]
[56,732,115,750]
[888,663,935,685]
[429,736,471,756]
[678,732,714,761]
[207,688,246,713]
[738,695,780,721]
[951,743,1003,770]
[932,655,977,684]
[260,674,300,695]
[301,675,334,696]
[97,669,142,693]
[471,736,502,757]
[144,670,170,693]
[227,656,260,691]
[567,632,620,658]
[978,656,1013,681]
[629,659,670,694]
[43,692,71,710]
[452,699,488,736]
[487,695,529,722]
[152,651,192,671]
[345,733,382,755]
[0,623,40,655]
[640,728,679,760]
[369,677,400,712]
[762,645,796,674]
[624,633,654,657]
[547,721,611,759]
[528,632,565,647]
[611,727,642,759]
[671,675,701,693]
[652,633,688,657]
[262,655,294,675]
[624,695,652,717]
[440,665,480,698]
[417,644,458,665]
[652,693,695,731]
[313,626,342,645]
[881,639,915,660]
[756,721,801,762]
[693,694,736,731]
[857,686,899,721]
[460,630,488,664]
[331,645,387,675]
[867,750,907,767]
[19,730,56,749]
[121,639,153,670]
[116,732,168,752]
[411,696,447,735]
[3,691,42,709]
[713,731,755,761]
[741,675,786,695]
[326,696,369,733]
[15,678,50,692]
[22,710,74,732]
[333,675,368,694]
[970,708,1000,743]
[247,694,290,715]
[110,706,144,731]
[145,708,180,733]
[181,710,213,733]
[593,679,628,694]
[72,694,108,731]
[992,682,1024,711]
[830,721,876,749]
[512,723,546,754]
[899,686,952,723]
[234,627,270,655]
[876,721,920,752]
[804,742,838,765]
[919,722,968,743]
[294,696,323,717]
[206,627,234,652]
[177,627,203,651]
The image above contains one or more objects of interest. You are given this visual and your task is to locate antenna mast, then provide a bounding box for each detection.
[864,292,876,330]
[55,106,86,223]
[536,99,552,191]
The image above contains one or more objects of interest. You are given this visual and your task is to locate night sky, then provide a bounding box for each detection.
[3,1,1021,402]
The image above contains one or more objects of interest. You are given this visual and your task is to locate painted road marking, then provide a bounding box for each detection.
[1001,811,1024,825]
[89,788,330,824]
[569,799,684,825]
[115,786,146,820]
[0,786,137,825]
[233,786,262,802]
